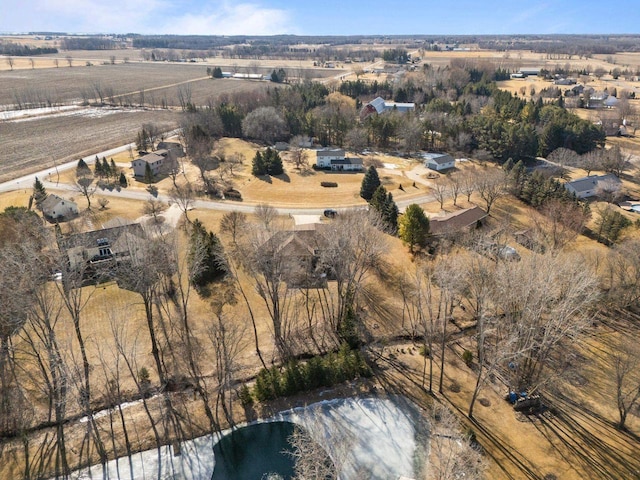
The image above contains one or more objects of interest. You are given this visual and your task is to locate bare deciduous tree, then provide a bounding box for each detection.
[476,168,507,215]
[143,197,167,224]
[242,106,288,144]
[421,403,486,480]
[288,137,309,170]
[447,173,461,206]
[74,170,96,210]
[532,199,589,250]
[219,211,247,245]
[494,252,599,393]
[460,168,477,202]
[611,337,640,430]
[431,177,449,209]
[176,83,192,111]
[170,184,195,225]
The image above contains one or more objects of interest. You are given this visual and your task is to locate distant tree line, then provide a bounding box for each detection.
[61,37,117,50]
[0,42,57,56]
[478,34,640,56]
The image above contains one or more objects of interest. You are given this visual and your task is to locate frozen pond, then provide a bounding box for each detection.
[64,396,420,480]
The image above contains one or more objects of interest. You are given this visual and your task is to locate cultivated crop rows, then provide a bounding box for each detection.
[0,109,179,182]
[0,62,209,108]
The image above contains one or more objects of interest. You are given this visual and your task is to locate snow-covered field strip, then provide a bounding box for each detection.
[65,396,420,480]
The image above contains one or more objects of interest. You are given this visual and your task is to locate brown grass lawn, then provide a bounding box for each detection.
[213,138,430,207]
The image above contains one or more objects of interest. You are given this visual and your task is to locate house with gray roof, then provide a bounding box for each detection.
[58,223,145,283]
[131,150,168,177]
[423,152,455,171]
[564,174,621,199]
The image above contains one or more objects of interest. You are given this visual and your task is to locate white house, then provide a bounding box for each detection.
[564,174,621,199]
[131,151,167,177]
[40,194,78,220]
[423,152,455,171]
[315,148,363,171]
[316,148,346,168]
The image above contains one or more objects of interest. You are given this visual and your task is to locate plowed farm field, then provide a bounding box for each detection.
[0,109,179,182]
[0,62,284,108]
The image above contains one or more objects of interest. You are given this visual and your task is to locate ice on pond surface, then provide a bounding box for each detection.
[64,396,420,480]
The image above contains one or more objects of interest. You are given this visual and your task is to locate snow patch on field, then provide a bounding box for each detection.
[0,105,78,120]
[63,396,420,480]
[79,400,144,424]
[2,106,145,123]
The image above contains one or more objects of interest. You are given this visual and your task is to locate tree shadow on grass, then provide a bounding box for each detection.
[531,392,640,480]
[297,167,316,177]
[256,175,272,184]
[274,173,290,183]
[371,347,540,480]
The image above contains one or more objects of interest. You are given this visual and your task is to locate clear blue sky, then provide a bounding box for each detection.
[1,0,639,36]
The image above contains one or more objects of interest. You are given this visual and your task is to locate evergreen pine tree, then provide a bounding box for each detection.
[102,157,111,177]
[188,219,227,294]
[384,192,399,233]
[399,204,430,253]
[262,147,284,175]
[77,158,90,174]
[119,172,128,187]
[360,165,381,200]
[144,162,154,183]
[32,177,47,206]
[252,150,266,176]
[370,185,387,212]
[94,158,104,177]
[110,159,117,178]
[268,149,284,175]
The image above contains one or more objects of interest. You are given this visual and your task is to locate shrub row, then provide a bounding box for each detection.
[321,181,338,188]
[252,344,371,402]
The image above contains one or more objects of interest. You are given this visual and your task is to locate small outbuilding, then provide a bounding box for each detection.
[423,152,455,171]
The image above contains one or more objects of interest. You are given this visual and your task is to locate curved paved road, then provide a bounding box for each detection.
[0,140,435,215]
